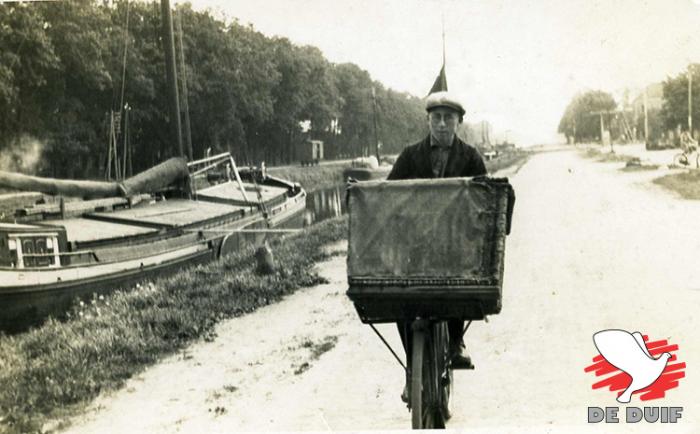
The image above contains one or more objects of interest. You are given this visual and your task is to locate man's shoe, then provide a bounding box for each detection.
[401,382,409,403]
[450,343,475,370]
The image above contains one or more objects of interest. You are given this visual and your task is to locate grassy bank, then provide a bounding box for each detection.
[580,147,635,163]
[579,147,700,198]
[0,216,348,434]
[653,170,700,199]
[487,150,532,174]
[269,149,531,193]
[268,162,352,192]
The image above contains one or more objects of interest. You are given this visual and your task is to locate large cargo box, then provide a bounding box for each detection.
[346,177,514,323]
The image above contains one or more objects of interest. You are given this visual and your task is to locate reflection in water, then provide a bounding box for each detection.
[304,185,346,226]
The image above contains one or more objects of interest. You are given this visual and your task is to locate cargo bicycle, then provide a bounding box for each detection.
[672,146,700,168]
[346,176,514,429]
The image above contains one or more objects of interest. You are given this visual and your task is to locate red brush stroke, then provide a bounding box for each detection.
[584,335,685,401]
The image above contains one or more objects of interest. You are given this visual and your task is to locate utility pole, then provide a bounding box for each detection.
[160,0,184,159]
[689,65,693,133]
[590,110,613,152]
[643,87,649,144]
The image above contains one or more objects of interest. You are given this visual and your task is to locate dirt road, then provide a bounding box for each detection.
[64,150,700,433]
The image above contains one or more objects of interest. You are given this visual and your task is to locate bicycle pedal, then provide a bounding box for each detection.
[444,409,453,421]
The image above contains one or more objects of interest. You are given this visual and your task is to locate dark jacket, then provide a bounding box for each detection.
[387,135,487,180]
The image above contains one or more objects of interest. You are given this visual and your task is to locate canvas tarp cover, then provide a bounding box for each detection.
[348,178,501,283]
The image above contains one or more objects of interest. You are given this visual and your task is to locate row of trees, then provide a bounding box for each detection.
[558,63,700,145]
[0,1,429,178]
[659,63,700,136]
[557,91,616,143]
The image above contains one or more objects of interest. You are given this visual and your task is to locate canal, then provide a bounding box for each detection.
[303,184,346,225]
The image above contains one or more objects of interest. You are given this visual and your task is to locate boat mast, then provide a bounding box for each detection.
[442,14,446,75]
[176,8,193,160]
[160,0,184,159]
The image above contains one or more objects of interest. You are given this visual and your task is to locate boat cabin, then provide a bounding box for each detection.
[0,222,67,269]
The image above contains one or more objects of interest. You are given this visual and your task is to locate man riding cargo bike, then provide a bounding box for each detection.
[346,91,515,429]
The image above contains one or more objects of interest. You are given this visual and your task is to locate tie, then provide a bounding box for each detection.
[432,146,449,178]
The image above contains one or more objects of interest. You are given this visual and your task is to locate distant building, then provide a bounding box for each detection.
[464,120,494,155]
[632,82,675,148]
[632,82,664,117]
[483,150,498,160]
[298,139,323,166]
[495,142,516,153]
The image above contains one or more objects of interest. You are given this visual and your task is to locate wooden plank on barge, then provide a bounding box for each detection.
[16,194,152,219]
[87,198,249,229]
[197,181,287,205]
[42,217,158,244]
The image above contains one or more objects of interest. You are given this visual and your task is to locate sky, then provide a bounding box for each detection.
[185,0,700,146]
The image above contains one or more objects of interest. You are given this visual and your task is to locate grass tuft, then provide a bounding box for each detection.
[653,170,700,200]
[0,216,348,434]
[580,146,638,164]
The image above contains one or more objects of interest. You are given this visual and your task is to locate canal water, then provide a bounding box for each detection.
[303,184,346,225]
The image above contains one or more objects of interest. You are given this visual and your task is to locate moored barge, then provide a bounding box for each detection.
[0,153,306,330]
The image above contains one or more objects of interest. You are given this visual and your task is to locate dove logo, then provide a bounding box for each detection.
[584,329,686,424]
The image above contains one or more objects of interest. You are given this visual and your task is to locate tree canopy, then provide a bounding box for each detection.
[0,1,429,178]
[660,63,700,133]
[558,90,617,143]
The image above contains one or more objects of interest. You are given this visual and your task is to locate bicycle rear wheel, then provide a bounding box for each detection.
[411,321,449,429]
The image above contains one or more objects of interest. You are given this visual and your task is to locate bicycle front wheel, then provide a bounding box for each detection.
[435,322,453,422]
[411,322,447,429]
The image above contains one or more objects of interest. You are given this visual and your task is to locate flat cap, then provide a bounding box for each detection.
[425,91,465,117]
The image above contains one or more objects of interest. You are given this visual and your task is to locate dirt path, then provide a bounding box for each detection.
[64,150,699,433]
